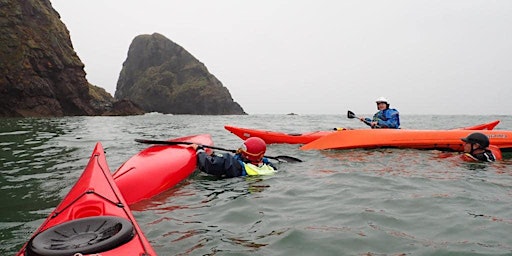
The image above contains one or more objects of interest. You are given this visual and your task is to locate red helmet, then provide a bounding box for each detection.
[239,137,266,163]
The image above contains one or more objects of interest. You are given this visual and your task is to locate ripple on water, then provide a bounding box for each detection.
[2,115,512,255]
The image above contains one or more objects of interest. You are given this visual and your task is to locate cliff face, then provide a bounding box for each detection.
[0,0,143,117]
[115,33,246,115]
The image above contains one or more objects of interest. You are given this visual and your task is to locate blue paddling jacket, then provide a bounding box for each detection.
[364,108,400,129]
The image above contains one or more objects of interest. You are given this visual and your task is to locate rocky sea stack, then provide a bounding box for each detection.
[115,33,246,115]
[0,0,143,117]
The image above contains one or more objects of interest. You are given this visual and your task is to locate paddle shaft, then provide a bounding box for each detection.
[347,110,382,128]
[134,139,302,163]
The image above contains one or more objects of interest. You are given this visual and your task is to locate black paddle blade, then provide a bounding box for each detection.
[134,139,190,146]
[269,155,303,163]
[347,110,356,119]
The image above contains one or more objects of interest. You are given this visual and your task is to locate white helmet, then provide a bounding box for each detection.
[375,97,389,104]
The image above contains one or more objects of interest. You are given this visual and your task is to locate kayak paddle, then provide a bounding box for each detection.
[347,110,378,128]
[348,110,371,127]
[347,110,360,119]
[134,139,303,163]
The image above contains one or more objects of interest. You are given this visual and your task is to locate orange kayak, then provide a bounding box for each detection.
[224,125,333,144]
[300,129,512,151]
[455,120,500,130]
[225,120,500,145]
[113,134,213,205]
[17,143,156,256]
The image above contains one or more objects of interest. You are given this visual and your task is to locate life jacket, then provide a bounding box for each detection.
[372,108,400,128]
[490,145,503,160]
[242,162,276,176]
[460,145,501,162]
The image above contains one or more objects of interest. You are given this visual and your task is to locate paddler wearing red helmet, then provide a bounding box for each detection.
[191,137,277,178]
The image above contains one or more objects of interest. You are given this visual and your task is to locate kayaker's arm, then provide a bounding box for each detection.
[360,117,373,126]
[190,144,211,155]
[262,157,278,170]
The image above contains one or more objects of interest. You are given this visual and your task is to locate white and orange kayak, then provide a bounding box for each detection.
[300,129,512,152]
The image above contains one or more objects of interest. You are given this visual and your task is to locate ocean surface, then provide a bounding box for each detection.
[1,114,512,256]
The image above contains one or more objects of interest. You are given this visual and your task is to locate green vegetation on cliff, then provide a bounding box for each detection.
[115,33,246,115]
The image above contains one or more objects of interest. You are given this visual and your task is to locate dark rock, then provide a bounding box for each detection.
[115,33,246,115]
[89,84,144,116]
[102,99,145,116]
[0,0,92,117]
[0,0,143,117]
[0,1,241,117]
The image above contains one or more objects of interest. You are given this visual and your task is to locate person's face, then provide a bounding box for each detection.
[376,102,387,110]
[463,142,478,153]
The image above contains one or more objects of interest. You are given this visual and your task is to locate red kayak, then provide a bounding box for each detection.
[17,143,156,256]
[224,120,500,144]
[113,134,213,205]
[224,125,332,144]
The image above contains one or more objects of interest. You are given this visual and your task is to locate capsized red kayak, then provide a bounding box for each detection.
[300,129,512,151]
[225,120,500,145]
[17,142,156,256]
[113,134,213,205]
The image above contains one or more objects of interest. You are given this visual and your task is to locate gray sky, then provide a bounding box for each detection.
[51,0,512,115]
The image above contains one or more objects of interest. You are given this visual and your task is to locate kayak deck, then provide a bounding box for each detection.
[224,125,334,144]
[17,142,156,256]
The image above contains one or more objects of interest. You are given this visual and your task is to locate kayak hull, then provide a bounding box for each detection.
[113,134,213,205]
[17,143,156,256]
[300,129,512,151]
[225,120,500,145]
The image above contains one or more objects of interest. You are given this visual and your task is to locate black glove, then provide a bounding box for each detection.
[195,145,206,155]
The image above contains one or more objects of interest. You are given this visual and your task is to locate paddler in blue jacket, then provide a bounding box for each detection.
[359,96,400,129]
[191,137,277,178]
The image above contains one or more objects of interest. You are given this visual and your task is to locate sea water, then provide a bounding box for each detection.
[1,114,512,255]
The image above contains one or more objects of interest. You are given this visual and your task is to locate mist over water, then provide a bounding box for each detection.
[2,114,512,255]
